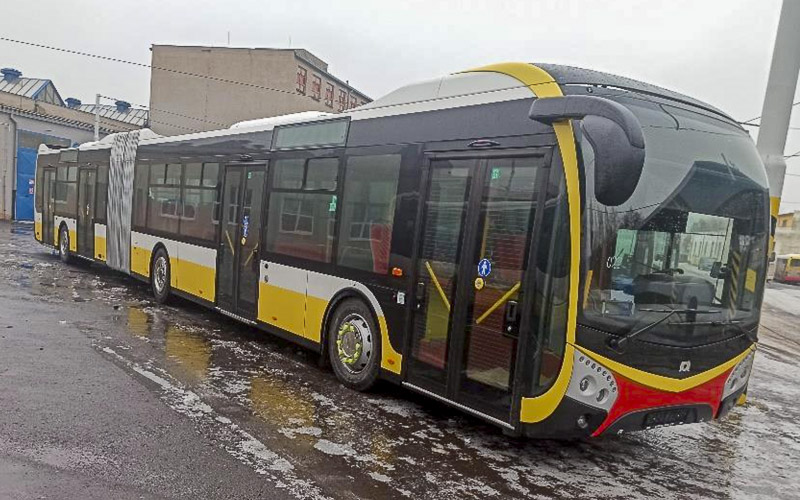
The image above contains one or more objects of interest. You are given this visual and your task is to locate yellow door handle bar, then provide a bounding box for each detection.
[475,281,521,325]
[425,261,451,312]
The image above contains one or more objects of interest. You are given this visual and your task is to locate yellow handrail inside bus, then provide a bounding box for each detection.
[225,230,235,255]
[475,281,520,325]
[243,244,259,267]
[425,261,451,312]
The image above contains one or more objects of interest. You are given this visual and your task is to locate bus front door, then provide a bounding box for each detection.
[406,152,547,425]
[77,168,96,258]
[42,168,56,246]
[216,164,267,320]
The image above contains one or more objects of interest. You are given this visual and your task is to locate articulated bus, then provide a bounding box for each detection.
[34,63,769,437]
[774,254,800,284]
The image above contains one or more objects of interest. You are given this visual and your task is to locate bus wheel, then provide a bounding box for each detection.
[58,225,71,263]
[328,299,381,391]
[151,248,171,304]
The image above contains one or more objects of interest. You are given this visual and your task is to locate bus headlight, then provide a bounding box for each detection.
[567,350,619,412]
[721,351,755,401]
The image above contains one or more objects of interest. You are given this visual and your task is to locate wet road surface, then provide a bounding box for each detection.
[1,221,799,499]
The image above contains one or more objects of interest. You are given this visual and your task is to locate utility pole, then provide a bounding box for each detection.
[756,0,800,235]
[93,93,100,142]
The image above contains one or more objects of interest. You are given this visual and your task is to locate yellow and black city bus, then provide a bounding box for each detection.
[773,254,800,284]
[34,63,769,437]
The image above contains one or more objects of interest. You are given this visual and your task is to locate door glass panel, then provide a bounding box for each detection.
[77,169,96,257]
[237,169,266,314]
[409,160,474,385]
[458,158,538,416]
[217,169,242,310]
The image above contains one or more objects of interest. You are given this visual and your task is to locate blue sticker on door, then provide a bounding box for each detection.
[477,258,492,277]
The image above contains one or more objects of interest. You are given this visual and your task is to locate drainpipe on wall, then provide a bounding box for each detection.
[10,112,18,221]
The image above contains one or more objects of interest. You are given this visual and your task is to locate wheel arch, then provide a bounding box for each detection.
[149,242,169,278]
[319,287,379,356]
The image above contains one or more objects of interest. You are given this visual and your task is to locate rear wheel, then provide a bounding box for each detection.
[151,248,171,304]
[58,225,71,263]
[328,299,381,391]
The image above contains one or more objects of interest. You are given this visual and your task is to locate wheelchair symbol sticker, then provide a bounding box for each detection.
[477,259,492,278]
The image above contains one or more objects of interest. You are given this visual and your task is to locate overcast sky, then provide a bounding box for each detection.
[1,0,799,211]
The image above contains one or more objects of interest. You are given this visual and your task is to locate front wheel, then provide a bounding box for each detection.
[58,225,71,263]
[328,299,381,391]
[151,248,171,304]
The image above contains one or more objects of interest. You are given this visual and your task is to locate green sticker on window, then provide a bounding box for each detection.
[247,172,253,179]
[491,168,501,180]
[329,195,337,212]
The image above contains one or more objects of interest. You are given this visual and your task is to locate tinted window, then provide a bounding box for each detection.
[337,154,401,273]
[150,164,166,184]
[274,158,305,189]
[305,158,338,190]
[273,120,348,149]
[180,163,219,242]
[166,164,182,185]
[266,192,336,262]
[181,187,218,241]
[148,185,181,233]
[202,163,219,187]
[184,163,202,186]
[96,164,108,221]
[133,164,150,227]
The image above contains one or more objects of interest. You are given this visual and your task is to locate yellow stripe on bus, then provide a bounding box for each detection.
[94,235,107,261]
[130,245,215,301]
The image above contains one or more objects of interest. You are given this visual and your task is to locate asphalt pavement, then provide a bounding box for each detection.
[1,220,799,500]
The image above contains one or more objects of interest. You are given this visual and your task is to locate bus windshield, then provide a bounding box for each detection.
[579,93,769,347]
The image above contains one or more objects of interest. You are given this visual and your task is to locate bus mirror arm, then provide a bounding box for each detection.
[529,95,646,207]
[528,95,644,149]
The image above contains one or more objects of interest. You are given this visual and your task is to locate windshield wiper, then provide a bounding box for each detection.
[607,307,720,353]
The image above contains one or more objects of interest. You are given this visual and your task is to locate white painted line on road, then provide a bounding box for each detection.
[99,346,330,500]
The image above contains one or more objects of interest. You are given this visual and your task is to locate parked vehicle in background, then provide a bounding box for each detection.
[774,254,800,284]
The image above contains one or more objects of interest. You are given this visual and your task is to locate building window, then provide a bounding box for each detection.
[338,89,347,112]
[324,83,334,107]
[311,75,322,100]
[350,94,358,110]
[296,66,307,95]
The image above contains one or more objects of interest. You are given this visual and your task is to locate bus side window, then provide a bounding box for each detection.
[266,157,339,263]
[147,163,181,234]
[133,164,150,229]
[179,162,219,242]
[336,154,402,274]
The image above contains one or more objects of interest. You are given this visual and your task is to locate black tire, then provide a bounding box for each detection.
[150,248,171,304]
[58,225,71,263]
[327,298,381,391]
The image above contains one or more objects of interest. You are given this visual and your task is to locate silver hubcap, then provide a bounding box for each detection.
[336,313,373,374]
[154,256,168,293]
[60,230,68,255]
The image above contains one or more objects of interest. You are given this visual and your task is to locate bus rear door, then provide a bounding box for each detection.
[405,149,549,426]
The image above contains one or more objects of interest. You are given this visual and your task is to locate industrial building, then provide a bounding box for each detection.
[0,67,146,221]
[148,45,370,136]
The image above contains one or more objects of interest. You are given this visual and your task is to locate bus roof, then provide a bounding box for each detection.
[38,62,736,155]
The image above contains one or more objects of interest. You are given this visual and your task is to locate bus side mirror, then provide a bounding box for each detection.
[529,95,645,206]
